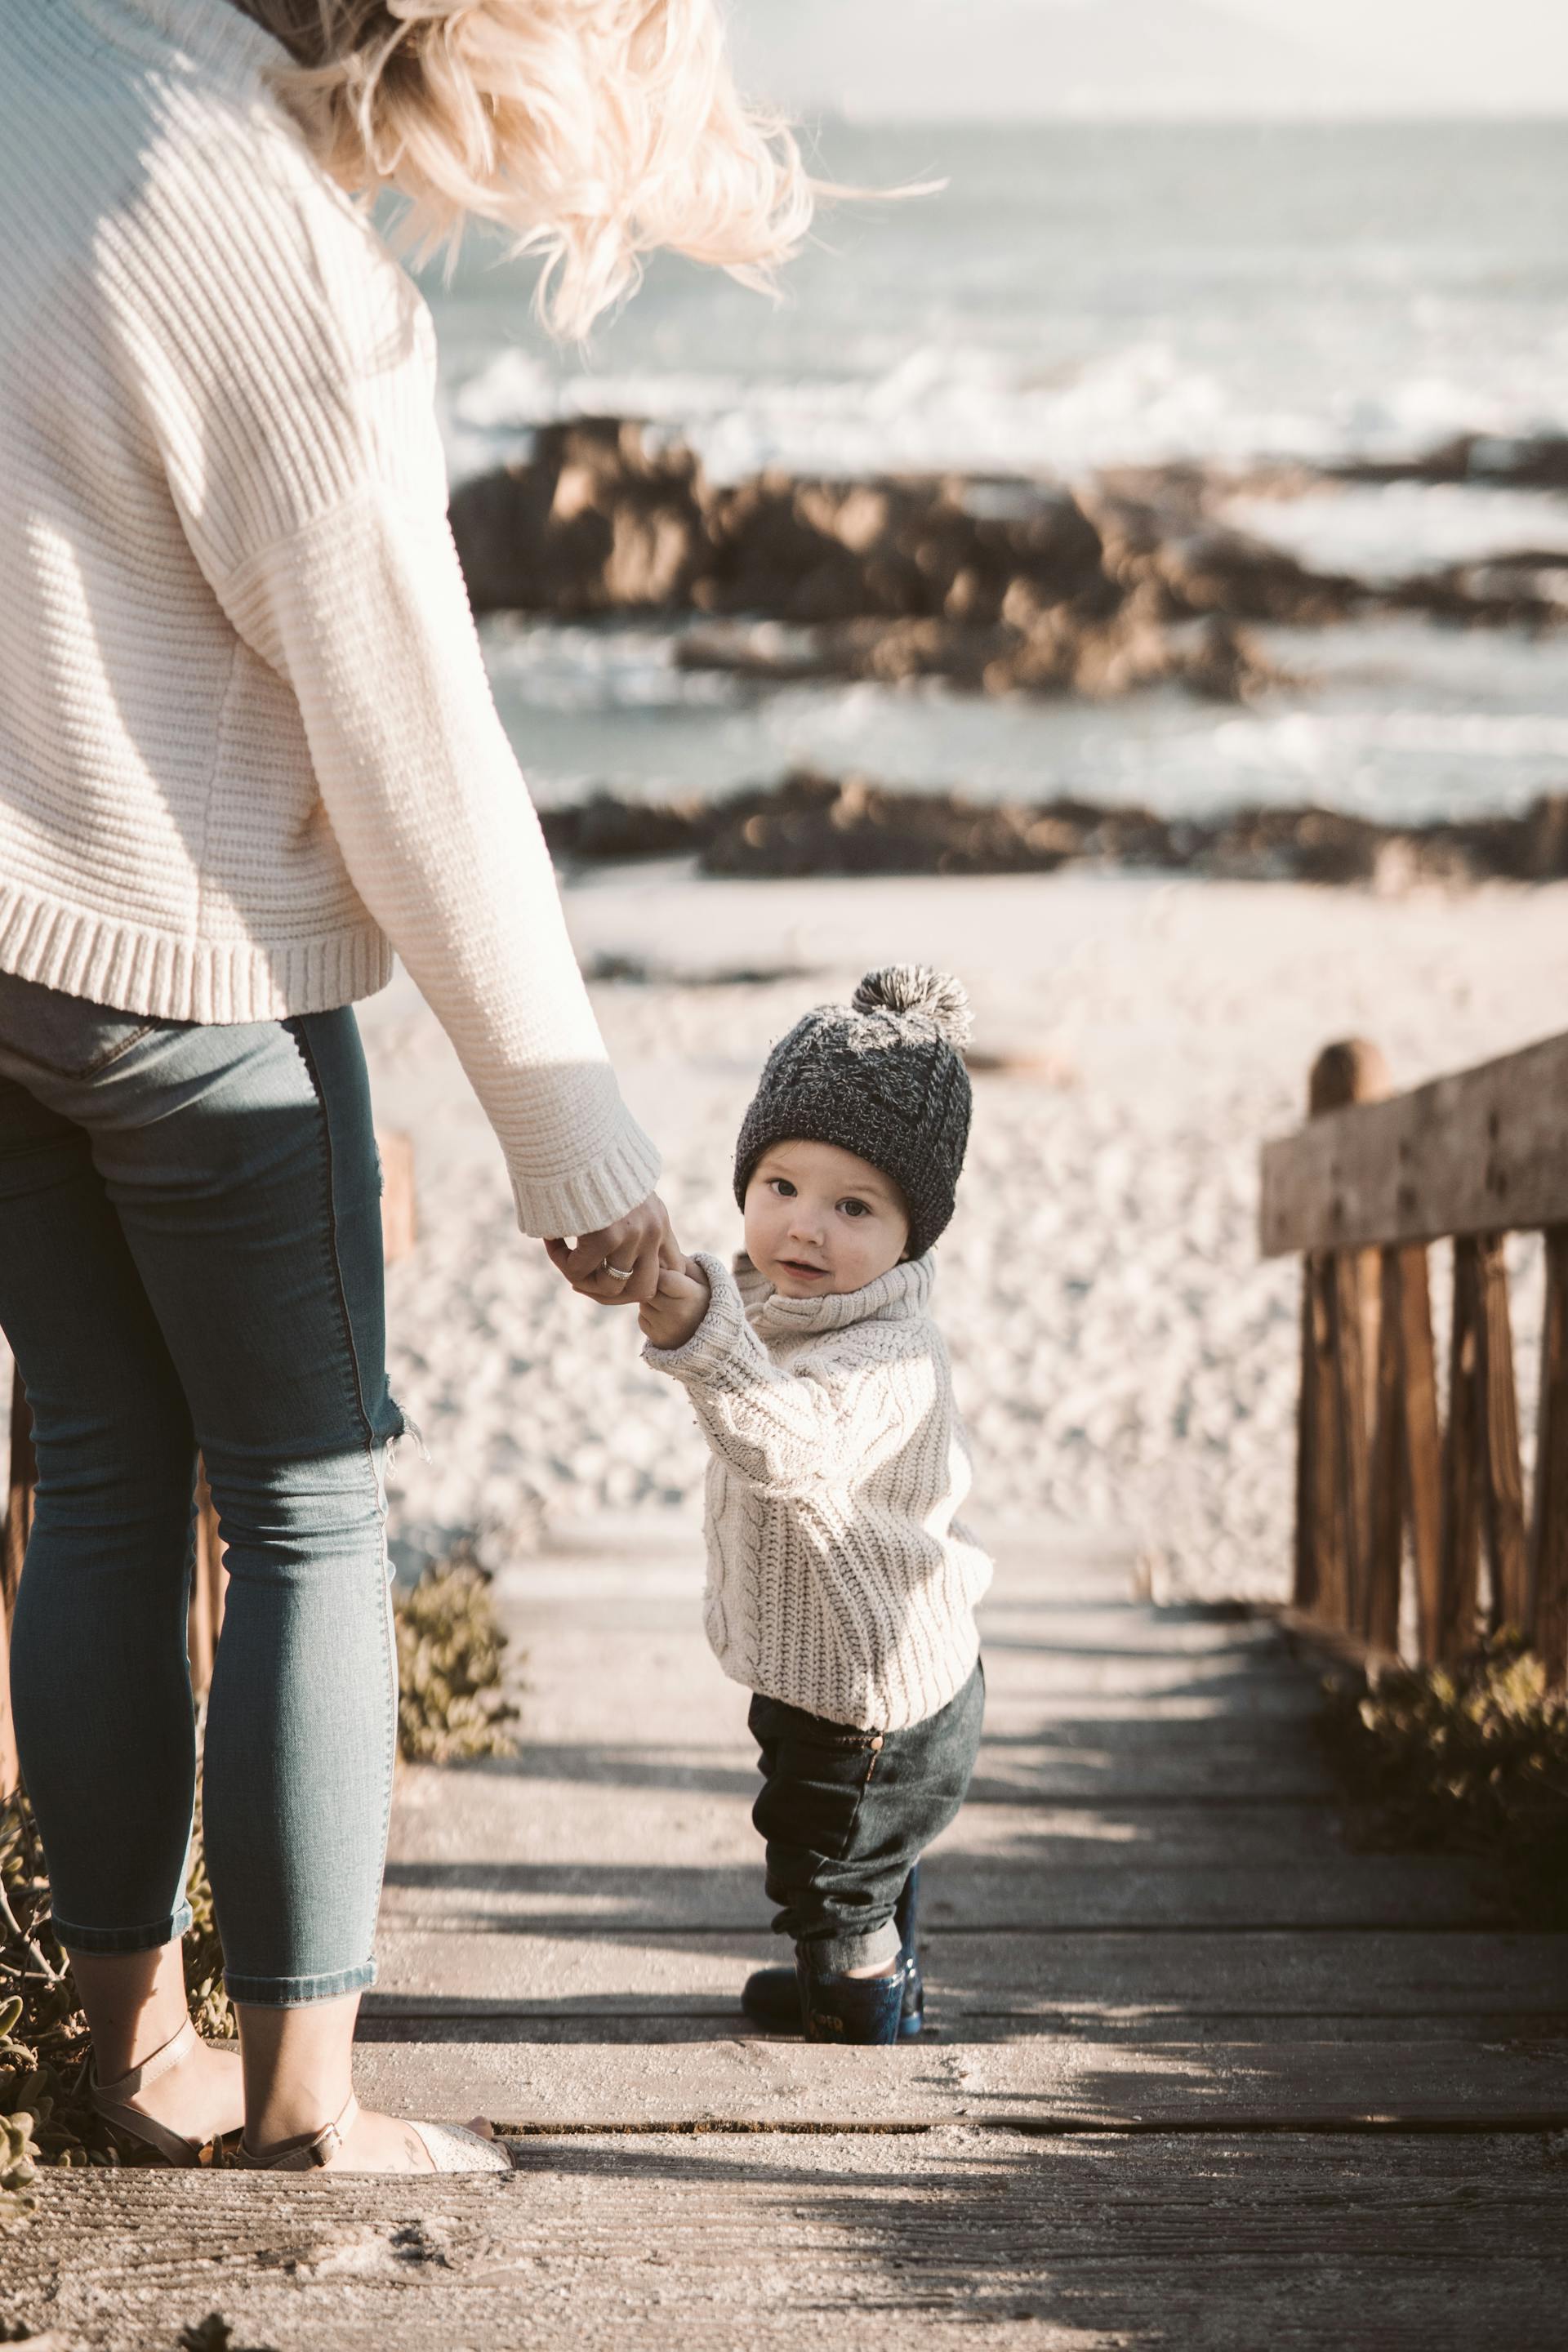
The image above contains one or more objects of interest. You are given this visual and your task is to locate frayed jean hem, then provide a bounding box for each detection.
[225,1958,377,2008]
[55,1901,194,1956]
[803,1921,903,1975]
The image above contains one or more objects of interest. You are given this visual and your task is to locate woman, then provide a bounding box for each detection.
[0,0,808,2172]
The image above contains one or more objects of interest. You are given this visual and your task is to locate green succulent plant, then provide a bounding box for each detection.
[1322,1634,1568,1921]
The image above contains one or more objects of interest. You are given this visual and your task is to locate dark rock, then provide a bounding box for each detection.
[540,773,1568,891]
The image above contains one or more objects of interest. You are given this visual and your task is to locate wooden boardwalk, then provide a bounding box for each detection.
[8,1525,1568,2349]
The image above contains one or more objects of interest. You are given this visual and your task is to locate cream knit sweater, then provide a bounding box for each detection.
[647,1253,993,1731]
[0,0,659,1240]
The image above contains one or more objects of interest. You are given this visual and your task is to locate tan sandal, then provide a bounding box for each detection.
[238,2090,511,2174]
[90,2016,234,2168]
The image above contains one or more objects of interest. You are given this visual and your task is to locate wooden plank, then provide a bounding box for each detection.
[370,1927,1568,2021]
[348,2037,1568,2131]
[1391,1243,1445,1662]
[1532,1226,1568,1687]
[1260,1028,1568,1257]
[1440,1236,1484,1659]
[1294,1254,1335,1613]
[1330,1247,1374,1634]
[1366,1245,1406,1654]
[378,1851,1494,1935]
[11,2137,1568,2352]
[1472,1233,1530,1632]
[1292,1042,1388,1626]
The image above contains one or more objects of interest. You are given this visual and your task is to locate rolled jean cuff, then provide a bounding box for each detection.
[54,1900,194,1956]
[224,1958,377,2009]
[808,1920,902,1975]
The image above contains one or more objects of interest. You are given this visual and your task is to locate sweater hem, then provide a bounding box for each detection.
[721,1627,983,1737]
[508,1117,662,1244]
[0,879,394,1024]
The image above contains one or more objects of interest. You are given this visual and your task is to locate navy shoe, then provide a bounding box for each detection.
[740,1865,924,2039]
[796,1945,906,2043]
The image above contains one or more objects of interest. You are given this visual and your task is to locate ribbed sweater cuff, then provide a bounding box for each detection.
[509,1110,662,1242]
[643,1253,751,1380]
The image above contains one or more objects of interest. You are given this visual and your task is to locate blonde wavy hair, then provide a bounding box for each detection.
[246,0,816,337]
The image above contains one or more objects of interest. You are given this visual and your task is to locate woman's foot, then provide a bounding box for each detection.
[241,2094,505,2174]
[110,2034,247,2155]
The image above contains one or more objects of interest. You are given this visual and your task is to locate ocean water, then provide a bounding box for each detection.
[419,121,1568,825]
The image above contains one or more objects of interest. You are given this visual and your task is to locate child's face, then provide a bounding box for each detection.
[743,1139,911,1298]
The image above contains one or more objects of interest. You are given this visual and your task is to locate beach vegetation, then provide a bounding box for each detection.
[1322,1637,1568,1922]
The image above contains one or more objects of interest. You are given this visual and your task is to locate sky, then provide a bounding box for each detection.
[727,0,1568,119]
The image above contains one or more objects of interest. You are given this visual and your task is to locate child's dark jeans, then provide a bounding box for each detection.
[748,1661,985,1972]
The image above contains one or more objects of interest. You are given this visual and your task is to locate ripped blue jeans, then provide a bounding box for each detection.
[0,973,402,2006]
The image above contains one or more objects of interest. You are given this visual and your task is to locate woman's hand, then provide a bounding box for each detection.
[545,1193,680,1307]
[639,1258,712,1352]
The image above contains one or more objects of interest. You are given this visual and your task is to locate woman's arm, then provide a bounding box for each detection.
[116,126,661,1247]
[219,488,662,1245]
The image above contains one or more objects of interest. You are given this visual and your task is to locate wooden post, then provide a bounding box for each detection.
[1367,1248,1406,1655]
[1294,1041,1389,1633]
[187,1464,226,1699]
[0,1374,33,1797]
[1390,1245,1443,1663]
[1471,1233,1529,1634]
[2,1371,34,1624]
[1441,1236,1484,1659]
[1534,1227,1568,1690]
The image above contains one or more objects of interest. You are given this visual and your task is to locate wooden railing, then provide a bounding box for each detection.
[1262,1035,1568,1682]
[0,1132,416,1797]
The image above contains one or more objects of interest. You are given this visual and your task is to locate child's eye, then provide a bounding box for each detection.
[840,1198,871,1218]
[770,1178,796,1197]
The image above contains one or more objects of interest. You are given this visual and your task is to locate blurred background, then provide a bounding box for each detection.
[370,0,1568,1600]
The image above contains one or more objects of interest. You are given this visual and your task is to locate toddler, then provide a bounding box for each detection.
[640,966,992,2043]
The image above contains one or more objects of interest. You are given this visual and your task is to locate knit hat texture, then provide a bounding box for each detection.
[733,966,973,1259]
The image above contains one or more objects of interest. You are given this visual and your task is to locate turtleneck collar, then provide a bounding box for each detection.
[65,0,292,84]
[736,1251,935,1339]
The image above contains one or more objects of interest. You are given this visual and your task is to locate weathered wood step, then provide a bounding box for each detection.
[350,2035,1568,2132]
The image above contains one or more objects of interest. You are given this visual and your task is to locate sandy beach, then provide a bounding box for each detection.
[356,868,1568,1602]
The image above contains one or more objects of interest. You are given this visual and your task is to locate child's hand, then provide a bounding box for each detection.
[639,1257,711,1350]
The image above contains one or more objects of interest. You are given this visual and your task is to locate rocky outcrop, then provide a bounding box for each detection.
[448,420,1317,704]
[541,771,1568,889]
[448,420,1568,701]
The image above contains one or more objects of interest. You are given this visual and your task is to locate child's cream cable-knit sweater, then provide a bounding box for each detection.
[0,0,658,1241]
[646,1253,993,1731]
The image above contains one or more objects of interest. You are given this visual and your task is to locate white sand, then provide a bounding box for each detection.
[357,868,1568,1602]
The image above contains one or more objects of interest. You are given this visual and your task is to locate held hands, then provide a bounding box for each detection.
[545,1193,681,1307]
[638,1258,712,1351]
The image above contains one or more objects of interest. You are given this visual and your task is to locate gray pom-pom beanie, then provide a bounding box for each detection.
[733,965,974,1259]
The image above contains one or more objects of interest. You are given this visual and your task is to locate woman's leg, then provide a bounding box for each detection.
[0,986,443,2167]
[0,1067,242,2143]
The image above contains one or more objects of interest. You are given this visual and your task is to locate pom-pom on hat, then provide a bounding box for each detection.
[733,965,974,1259]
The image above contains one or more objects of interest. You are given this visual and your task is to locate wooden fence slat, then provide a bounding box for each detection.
[1261,1029,1568,1258]
[1330,1250,1374,1637]
[1472,1233,1530,1634]
[1533,1227,1568,1690]
[1440,1237,1484,1661]
[1366,1247,1405,1655]
[1293,1042,1389,1637]
[1389,1243,1444,1664]
[1296,1256,1343,1621]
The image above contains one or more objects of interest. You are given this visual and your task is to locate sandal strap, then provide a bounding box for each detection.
[91,2016,198,2105]
[241,2091,360,2172]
